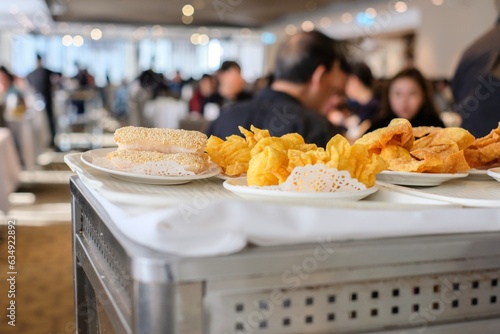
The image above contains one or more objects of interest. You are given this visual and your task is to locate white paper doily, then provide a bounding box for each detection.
[252,164,367,192]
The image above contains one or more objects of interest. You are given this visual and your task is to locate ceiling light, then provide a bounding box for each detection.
[190,33,200,45]
[182,4,195,16]
[394,1,408,13]
[90,28,102,40]
[152,25,163,37]
[320,17,332,28]
[199,34,209,45]
[365,8,377,18]
[285,24,297,35]
[73,35,84,47]
[301,20,314,32]
[62,35,73,46]
[432,0,444,5]
[182,15,193,24]
[341,13,353,24]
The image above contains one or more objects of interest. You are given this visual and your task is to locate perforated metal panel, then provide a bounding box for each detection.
[80,208,132,304]
[205,270,500,334]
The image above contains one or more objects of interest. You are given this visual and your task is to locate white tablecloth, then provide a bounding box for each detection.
[0,128,21,213]
[65,153,500,257]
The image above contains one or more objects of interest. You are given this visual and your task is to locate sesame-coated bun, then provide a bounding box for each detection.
[114,126,207,155]
[107,150,208,174]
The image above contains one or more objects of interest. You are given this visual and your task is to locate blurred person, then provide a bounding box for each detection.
[341,62,381,141]
[206,30,348,147]
[345,62,380,125]
[127,68,165,126]
[368,68,444,132]
[323,93,348,135]
[452,7,500,137]
[189,74,215,115]
[252,73,274,95]
[27,54,56,147]
[169,70,185,98]
[432,78,454,112]
[207,60,252,107]
[72,64,95,115]
[0,66,25,122]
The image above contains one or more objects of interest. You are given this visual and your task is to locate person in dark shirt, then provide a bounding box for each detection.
[345,62,380,124]
[452,14,500,137]
[368,68,444,132]
[27,55,56,147]
[206,30,348,147]
[207,60,252,108]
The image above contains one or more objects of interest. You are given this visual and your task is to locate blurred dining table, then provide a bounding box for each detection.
[0,128,21,213]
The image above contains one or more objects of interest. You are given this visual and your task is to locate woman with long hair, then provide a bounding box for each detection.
[368,67,444,131]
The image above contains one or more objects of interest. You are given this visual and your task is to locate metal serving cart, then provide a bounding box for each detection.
[70,176,500,334]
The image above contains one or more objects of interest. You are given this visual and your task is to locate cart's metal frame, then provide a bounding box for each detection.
[70,176,500,334]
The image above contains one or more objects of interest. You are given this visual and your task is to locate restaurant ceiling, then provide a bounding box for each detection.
[45,0,348,27]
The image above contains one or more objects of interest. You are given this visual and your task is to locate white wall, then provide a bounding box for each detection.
[414,0,498,78]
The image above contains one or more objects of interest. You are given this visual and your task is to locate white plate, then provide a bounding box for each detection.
[468,169,494,181]
[215,173,246,181]
[376,171,469,187]
[487,168,500,183]
[223,177,378,204]
[81,148,220,185]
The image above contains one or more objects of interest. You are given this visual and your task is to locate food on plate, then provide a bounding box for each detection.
[107,150,208,174]
[355,118,474,174]
[412,127,475,151]
[248,134,387,188]
[114,126,207,154]
[413,126,441,138]
[464,123,500,169]
[206,133,253,176]
[108,126,209,175]
[207,126,386,188]
[355,118,414,153]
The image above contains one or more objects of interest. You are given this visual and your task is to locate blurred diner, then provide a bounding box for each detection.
[206,30,348,147]
[367,67,445,132]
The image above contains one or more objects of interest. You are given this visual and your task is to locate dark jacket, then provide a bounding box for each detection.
[452,16,500,137]
[206,88,341,147]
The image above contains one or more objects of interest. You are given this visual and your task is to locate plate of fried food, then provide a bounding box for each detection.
[81,126,220,185]
[354,119,475,186]
[207,126,385,203]
[223,177,379,204]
